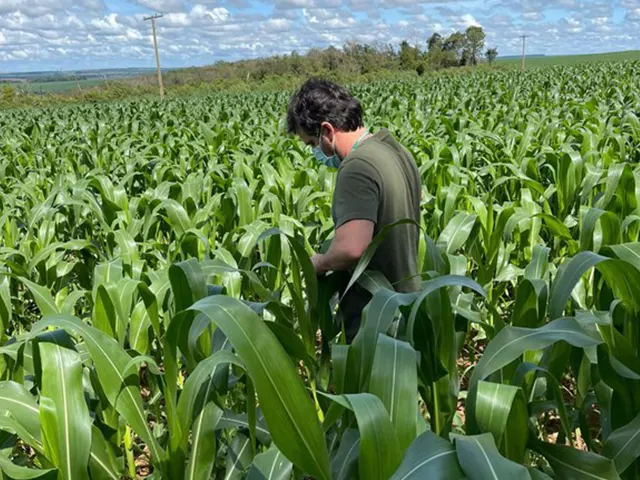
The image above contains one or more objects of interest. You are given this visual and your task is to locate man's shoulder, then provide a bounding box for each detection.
[342,131,416,178]
[335,155,382,189]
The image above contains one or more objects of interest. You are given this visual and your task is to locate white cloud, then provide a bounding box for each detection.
[0,0,104,16]
[1,0,640,71]
[264,18,292,31]
[460,13,480,27]
[522,11,542,21]
[91,14,125,33]
[627,8,640,21]
[276,0,314,8]
[132,0,184,12]
[565,16,583,32]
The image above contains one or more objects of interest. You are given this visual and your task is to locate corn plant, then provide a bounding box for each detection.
[1,60,640,479]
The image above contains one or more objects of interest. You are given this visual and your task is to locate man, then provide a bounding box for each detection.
[287,78,421,342]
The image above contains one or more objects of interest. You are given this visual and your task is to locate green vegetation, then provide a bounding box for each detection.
[1,60,640,479]
[17,78,108,93]
[498,49,640,67]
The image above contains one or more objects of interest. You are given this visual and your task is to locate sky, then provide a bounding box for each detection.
[0,0,639,73]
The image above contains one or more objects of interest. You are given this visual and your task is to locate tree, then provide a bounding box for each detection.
[442,31,465,67]
[399,40,419,70]
[427,33,443,53]
[486,47,498,64]
[463,26,486,66]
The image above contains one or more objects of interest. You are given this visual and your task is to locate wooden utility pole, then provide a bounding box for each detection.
[144,13,165,99]
[520,35,529,71]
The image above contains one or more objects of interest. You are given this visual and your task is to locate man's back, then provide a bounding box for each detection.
[332,127,422,333]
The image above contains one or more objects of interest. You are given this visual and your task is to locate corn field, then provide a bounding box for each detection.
[1,61,640,479]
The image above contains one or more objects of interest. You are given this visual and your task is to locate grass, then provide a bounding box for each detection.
[497,50,640,68]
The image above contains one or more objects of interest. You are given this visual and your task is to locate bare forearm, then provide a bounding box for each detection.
[312,219,374,275]
[314,242,361,274]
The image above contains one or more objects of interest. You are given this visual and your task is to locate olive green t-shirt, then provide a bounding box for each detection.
[332,128,421,326]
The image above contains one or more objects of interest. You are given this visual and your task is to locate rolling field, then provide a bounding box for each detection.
[497,49,640,67]
[17,78,109,93]
[0,68,161,94]
[1,60,640,479]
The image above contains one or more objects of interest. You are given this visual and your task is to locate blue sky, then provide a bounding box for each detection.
[0,0,639,72]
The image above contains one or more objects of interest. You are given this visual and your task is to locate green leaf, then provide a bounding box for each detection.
[0,381,41,439]
[217,411,271,445]
[535,213,573,240]
[169,258,207,312]
[177,350,243,478]
[528,469,553,480]
[324,393,402,480]
[0,411,43,456]
[579,208,621,252]
[533,440,621,480]
[188,295,330,480]
[247,444,293,480]
[38,342,92,480]
[606,243,640,272]
[0,455,57,480]
[17,277,59,316]
[390,430,464,480]
[454,433,530,480]
[185,403,223,480]
[437,212,477,254]
[330,345,349,395]
[330,429,359,480]
[549,251,640,319]
[368,335,418,452]
[602,412,640,474]
[164,198,193,236]
[512,279,548,328]
[224,433,254,480]
[351,288,417,390]
[0,273,11,333]
[28,315,165,470]
[474,382,528,463]
[467,318,601,432]
[524,245,550,281]
[88,425,123,480]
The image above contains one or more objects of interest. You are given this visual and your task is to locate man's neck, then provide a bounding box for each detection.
[338,127,369,158]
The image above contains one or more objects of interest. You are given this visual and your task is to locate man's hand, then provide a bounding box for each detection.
[311,253,329,276]
[311,220,374,275]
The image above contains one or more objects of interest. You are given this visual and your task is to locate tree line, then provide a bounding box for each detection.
[162,26,497,87]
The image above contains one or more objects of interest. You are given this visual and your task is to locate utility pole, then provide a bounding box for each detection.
[144,13,165,99]
[520,34,529,71]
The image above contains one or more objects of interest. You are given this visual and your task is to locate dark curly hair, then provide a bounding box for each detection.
[287,78,364,137]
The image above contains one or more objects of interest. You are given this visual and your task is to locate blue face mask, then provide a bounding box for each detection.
[313,129,370,169]
[312,131,340,169]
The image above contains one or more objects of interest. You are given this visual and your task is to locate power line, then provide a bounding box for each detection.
[144,13,165,99]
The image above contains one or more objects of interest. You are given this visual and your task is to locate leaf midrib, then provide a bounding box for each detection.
[471,437,498,480]
[54,344,72,480]
[397,449,455,480]
[188,341,229,480]
[215,303,327,478]
[480,327,593,380]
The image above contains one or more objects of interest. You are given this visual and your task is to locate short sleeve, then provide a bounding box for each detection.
[333,159,381,229]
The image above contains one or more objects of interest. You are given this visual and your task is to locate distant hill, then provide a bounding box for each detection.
[0,68,164,83]
[0,68,173,94]
[499,54,546,59]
